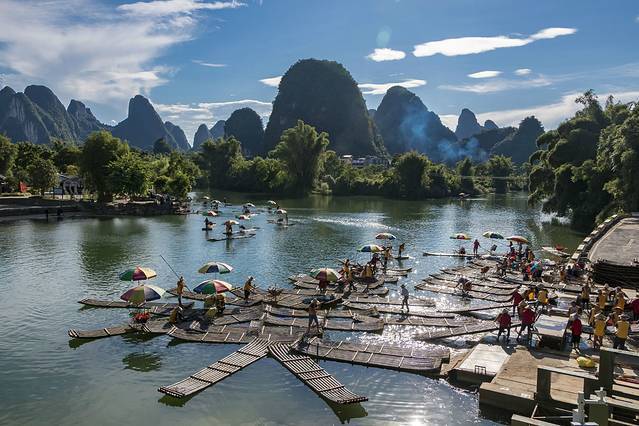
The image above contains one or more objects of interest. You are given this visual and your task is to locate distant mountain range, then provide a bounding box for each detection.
[1,59,544,164]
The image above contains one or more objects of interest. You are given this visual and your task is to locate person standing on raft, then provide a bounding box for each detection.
[243,276,255,301]
[400,284,410,312]
[307,299,320,334]
[397,243,405,258]
[176,276,186,307]
[473,239,481,256]
[495,309,512,342]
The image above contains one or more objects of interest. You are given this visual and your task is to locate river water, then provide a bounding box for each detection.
[0,193,584,425]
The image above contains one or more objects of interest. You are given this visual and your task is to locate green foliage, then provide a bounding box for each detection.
[270,120,329,195]
[391,151,430,198]
[153,138,173,155]
[528,90,639,230]
[167,172,191,199]
[485,155,514,193]
[50,139,81,173]
[107,152,150,197]
[455,157,475,194]
[27,157,58,196]
[0,135,17,176]
[198,137,243,190]
[80,131,129,202]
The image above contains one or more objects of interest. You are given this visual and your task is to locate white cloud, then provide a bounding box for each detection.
[358,79,426,95]
[475,90,639,129]
[155,99,272,141]
[0,0,241,105]
[514,68,532,76]
[413,27,577,57]
[259,76,282,87]
[439,114,458,131]
[439,76,551,93]
[366,48,406,62]
[117,0,245,17]
[193,59,227,68]
[468,70,501,79]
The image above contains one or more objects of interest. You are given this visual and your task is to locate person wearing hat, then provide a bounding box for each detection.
[593,312,606,349]
[243,276,255,301]
[580,283,591,310]
[517,305,536,341]
[631,293,639,321]
[537,286,549,312]
[613,314,630,350]
[570,313,583,351]
[495,309,512,342]
[597,289,607,311]
[614,287,627,311]
[512,291,524,316]
[400,283,410,312]
[307,299,320,333]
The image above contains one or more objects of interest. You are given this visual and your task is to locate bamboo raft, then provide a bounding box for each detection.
[292,280,390,296]
[439,302,512,314]
[289,275,386,290]
[341,301,455,318]
[159,338,271,398]
[208,233,256,242]
[414,320,522,341]
[429,273,520,290]
[383,316,478,327]
[423,251,473,259]
[265,293,342,310]
[294,337,448,374]
[268,343,368,404]
[263,313,384,332]
[420,278,517,296]
[78,299,193,309]
[346,295,435,307]
[167,325,306,344]
[414,283,513,303]
[187,309,264,330]
[68,323,136,339]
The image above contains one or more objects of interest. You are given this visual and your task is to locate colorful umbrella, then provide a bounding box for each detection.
[237,215,250,220]
[507,235,529,244]
[224,220,239,226]
[482,231,504,239]
[202,210,218,217]
[193,279,233,294]
[211,200,222,204]
[450,233,471,240]
[244,203,255,208]
[267,200,277,206]
[198,261,233,274]
[358,244,384,253]
[119,267,157,281]
[375,232,396,240]
[276,209,287,215]
[120,284,165,305]
[310,267,339,282]
[202,196,210,201]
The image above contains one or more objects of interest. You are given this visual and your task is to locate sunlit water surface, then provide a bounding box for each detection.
[0,193,583,425]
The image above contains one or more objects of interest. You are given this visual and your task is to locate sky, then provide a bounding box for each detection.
[0,0,638,144]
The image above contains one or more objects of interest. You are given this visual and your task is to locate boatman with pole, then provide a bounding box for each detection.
[176,276,186,307]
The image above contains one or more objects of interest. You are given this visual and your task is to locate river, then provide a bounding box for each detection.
[0,193,584,425]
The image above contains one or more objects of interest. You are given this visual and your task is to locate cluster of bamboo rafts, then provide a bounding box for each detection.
[70,259,540,406]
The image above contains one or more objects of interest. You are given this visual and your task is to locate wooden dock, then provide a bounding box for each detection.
[68,323,136,339]
[159,338,270,398]
[268,343,368,405]
[293,337,449,374]
[78,298,193,309]
[439,302,512,314]
[452,343,511,384]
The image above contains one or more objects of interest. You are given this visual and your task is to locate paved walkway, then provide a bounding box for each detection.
[589,217,639,264]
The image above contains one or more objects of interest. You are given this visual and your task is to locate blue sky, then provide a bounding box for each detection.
[1,0,638,143]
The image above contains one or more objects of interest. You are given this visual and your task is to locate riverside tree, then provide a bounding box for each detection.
[80,131,129,202]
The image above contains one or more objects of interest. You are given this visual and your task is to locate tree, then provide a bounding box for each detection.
[0,135,17,176]
[27,157,58,196]
[198,137,243,190]
[153,138,173,155]
[269,120,329,195]
[455,157,475,194]
[392,151,430,198]
[80,131,129,202]
[167,171,191,199]
[108,152,150,197]
[486,155,514,193]
[13,142,53,183]
[50,139,81,172]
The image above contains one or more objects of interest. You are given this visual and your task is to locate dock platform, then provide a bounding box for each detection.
[452,343,511,384]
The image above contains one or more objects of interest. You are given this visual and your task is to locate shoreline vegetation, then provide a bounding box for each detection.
[1,91,637,232]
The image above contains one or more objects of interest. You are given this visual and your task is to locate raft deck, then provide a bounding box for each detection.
[414,320,522,341]
[159,338,270,398]
[78,299,193,309]
[263,313,384,332]
[268,343,368,405]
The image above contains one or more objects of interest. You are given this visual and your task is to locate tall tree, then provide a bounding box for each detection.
[0,135,17,176]
[392,151,430,198]
[108,152,150,197]
[27,157,58,196]
[269,120,329,195]
[486,155,514,193]
[80,131,129,202]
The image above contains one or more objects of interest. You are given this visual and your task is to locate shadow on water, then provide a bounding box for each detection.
[326,400,368,424]
[68,337,95,349]
[158,393,197,408]
[122,352,162,372]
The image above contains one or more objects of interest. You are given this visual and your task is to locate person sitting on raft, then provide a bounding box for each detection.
[224,221,233,236]
[242,205,251,215]
[362,262,375,283]
[495,309,512,342]
[204,217,213,230]
[458,246,467,255]
[215,293,226,313]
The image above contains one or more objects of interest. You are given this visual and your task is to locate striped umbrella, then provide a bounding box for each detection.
[119,267,157,281]
[358,244,384,253]
[211,200,222,204]
[237,215,250,220]
[276,209,287,215]
[198,262,233,274]
[450,233,471,240]
[202,210,218,217]
[375,232,396,240]
[120,284,165,305]
[482,231,504,239]
[507,235,529,244]
[244,203,255,208]
[267,200,277,206]
[224,220,239,226]
[193,279,233,294]
[310,268,339,282]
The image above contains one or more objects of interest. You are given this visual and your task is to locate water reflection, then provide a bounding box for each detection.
[122,352,162,372]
